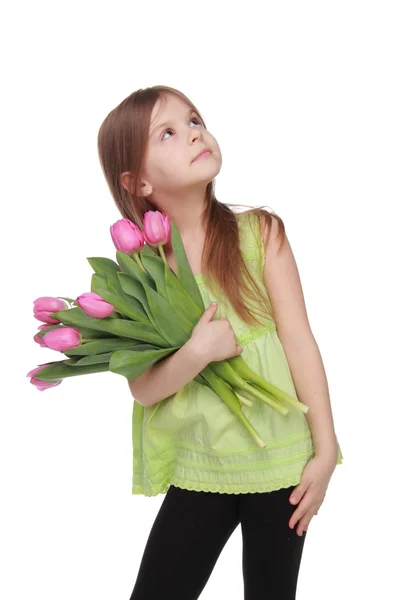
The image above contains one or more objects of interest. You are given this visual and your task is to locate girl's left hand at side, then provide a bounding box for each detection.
[288,453,337,536]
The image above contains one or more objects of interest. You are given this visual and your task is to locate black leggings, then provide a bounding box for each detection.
[129,483,307,599]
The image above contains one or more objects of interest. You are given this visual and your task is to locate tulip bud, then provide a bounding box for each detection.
[42,327,82,351]
[143,210,171,247]
[110,218,144,253]
[26,365,62,391]
[76,292,115,318]
[33,297,68,324]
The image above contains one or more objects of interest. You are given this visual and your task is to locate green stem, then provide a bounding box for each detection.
[200,365,266,448]
[222,381,253,407]
[158,244,168,268]
[129,252,146,273]
[232,390,253,407]
[209,361,289,416]
[222,356,309,415]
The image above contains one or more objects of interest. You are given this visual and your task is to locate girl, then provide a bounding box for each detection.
[97,85,343,599]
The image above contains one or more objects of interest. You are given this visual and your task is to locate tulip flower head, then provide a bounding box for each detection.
[143,211,171,247]
[26,365,62,391]
[76,292,115,318]
[42,327,82,351]
[33,297,68,324]
[110,219,144,254]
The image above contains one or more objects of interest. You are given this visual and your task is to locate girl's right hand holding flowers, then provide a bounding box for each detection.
[189,302,243,363]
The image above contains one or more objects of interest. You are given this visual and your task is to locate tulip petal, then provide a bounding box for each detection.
[110,219,144,253]
[143,210,170,246]
[42,327,82,351]
[30,378,62,391]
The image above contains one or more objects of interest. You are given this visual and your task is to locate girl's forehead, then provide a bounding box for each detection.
[149,96,193,136]
[152,95,191,122]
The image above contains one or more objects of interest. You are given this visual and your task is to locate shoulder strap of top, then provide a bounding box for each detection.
[236,212,265,278]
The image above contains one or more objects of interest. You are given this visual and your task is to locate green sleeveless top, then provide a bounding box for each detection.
[131,212,343,496]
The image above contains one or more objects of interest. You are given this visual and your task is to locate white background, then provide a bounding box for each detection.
[2,1,399,598]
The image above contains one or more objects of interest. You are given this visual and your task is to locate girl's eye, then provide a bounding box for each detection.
[161,117,202,140]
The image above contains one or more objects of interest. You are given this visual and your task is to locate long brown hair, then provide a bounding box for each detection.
[97,85,286,328]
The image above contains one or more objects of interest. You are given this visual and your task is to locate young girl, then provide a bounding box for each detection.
[97,85,343,600]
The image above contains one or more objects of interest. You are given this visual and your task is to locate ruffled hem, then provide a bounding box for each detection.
[132,477,304,497]
[131,426,343,497]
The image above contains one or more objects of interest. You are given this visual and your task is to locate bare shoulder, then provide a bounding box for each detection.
[259,213,284,256]
[259,214,313,341]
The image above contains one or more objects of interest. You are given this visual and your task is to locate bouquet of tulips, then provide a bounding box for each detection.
[28,210,309,448]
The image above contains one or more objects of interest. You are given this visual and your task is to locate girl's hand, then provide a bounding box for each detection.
[288,454,337,536]
[190,302,243,363]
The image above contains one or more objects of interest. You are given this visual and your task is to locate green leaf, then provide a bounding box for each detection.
[70,353,113,367]
[90,274,148,322]
[164,265,204,323]
[62,357,82,365]
[140,253,169,287]
[109,346,180,380]
[170,221,204,308]
[141,281,192,346]
[50,307,169,346]
[115,251,155,290]
[88,260,147,320]
[117,250,201,336]
[140,243,160,258]
[87,256,120,276]
[117,272,149,310]
[90,272,109,289]
[64,339,150,356]
[32,360,110,381]
[75,326,116,339]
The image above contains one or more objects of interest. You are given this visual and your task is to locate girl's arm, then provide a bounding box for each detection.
[128,338,209,407]
[260,216,339,460]
[275,333,339,460]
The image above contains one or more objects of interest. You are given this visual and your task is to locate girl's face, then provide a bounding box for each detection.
[141,94,222,197]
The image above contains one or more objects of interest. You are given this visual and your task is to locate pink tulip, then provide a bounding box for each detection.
[143,211,171,247]
[42,327,82,351]
[33,297,68,324]
[27,365,62,391]
[33,324,53,347]
[76,292,115,318]
[110,218,144,253]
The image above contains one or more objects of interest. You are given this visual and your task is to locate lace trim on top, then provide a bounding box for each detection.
[133,478,302,496]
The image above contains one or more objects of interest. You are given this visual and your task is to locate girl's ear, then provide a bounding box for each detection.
[120,171,134,194]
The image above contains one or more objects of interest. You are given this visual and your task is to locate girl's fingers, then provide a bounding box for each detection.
[289,502,308,530]
[289,489,322,531]
[295,504,320,535]
[291,495,323,529]
[297,514,313,535]
[295,494,324,534]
